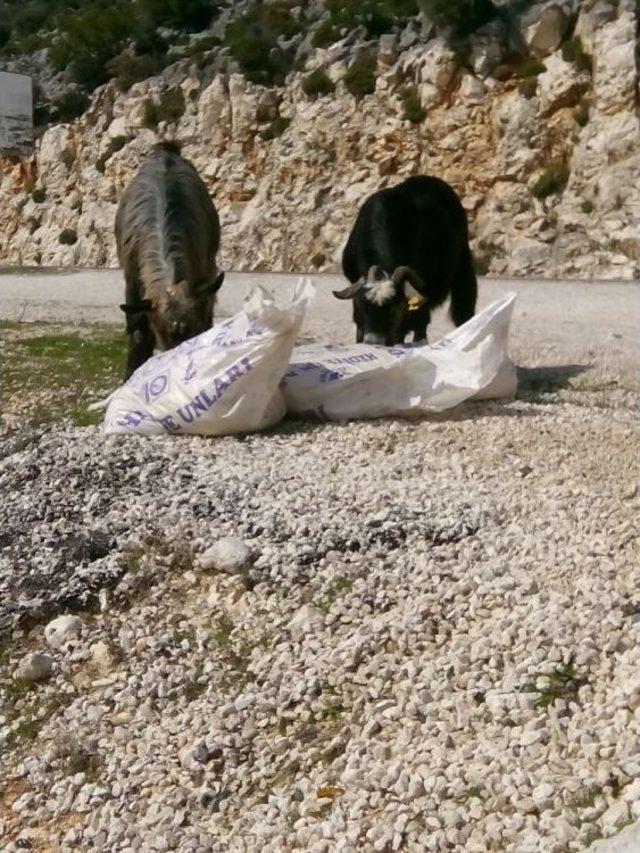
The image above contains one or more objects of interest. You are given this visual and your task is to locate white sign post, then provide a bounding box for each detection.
[0,71,34,156]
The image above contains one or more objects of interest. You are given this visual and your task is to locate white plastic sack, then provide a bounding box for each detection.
[100,278,314,436]
[281,292,517,421]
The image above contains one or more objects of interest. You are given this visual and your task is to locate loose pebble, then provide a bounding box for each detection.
[1,385,637,851]
[14,653,54,683]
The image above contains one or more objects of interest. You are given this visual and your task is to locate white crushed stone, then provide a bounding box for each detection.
[198,537,254,575]
[14,653,54,683]
[44,615,83,650]
[0,382,638,852]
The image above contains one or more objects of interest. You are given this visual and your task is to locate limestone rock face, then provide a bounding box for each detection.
[522,3,572,57]
[0,4,637,280]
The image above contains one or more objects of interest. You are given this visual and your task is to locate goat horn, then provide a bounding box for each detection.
[392,266,427,293]
[333,281,363,300]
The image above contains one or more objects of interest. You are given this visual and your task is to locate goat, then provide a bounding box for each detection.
[115,141,224,379]
[335,176,477,345]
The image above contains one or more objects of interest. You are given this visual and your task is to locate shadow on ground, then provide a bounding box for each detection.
[517,364,592,399]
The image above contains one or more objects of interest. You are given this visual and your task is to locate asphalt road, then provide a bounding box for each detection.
[1,269,638,386]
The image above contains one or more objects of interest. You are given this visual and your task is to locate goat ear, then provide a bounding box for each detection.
[333,280,363,300]
[120,299,152,314]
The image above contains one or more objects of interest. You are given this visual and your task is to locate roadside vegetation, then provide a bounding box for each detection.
[1,321,123,426]
[0,0,509,127]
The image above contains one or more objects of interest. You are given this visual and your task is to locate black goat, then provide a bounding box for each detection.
[335,176,477,345]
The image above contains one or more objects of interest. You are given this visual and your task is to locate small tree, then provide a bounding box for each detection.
[302,69,335,100]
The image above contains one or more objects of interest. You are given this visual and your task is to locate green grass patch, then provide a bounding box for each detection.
[319,703,345,721]
[2,324,123,426]
[456,784,487,803]
[211,614,234,650]
[534,659,588,709]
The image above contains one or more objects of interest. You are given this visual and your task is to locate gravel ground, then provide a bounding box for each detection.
[1,278,638,851]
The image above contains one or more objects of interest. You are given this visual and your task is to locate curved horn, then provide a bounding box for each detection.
[392,266,427,294]
[332,281,363,300]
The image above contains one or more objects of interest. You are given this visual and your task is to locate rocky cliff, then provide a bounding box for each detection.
[1,0,638,279]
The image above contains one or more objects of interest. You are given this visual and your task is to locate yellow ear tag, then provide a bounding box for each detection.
[407,295,425,311]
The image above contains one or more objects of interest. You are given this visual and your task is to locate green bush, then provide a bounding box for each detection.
[401,86,426,123]
[574,100,590,127]
[562,36,593,74]
[184,34,221,58]
[344,53,377,99]
[51,90,89,123]
[48,4,130,89]
[315,0,419,47]
[142,98,160,129]
[58,228,78,245]
[133,29,168,59]
[45,2,214,89]
[302,69,335,99]
[106,51,159,92]
[312,20,338,49]
[32,188,47,203]
[581,199,594,214]
[158,88,186,123]
[530,162,569,199]
[3,0,73,37]
[260,116,291,140]
[225,3,302,87]
[416,0,497,39]
[518,77,538,99]
[136,0,218,31]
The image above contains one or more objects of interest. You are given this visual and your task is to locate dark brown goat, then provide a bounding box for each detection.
[115,141,224,379]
